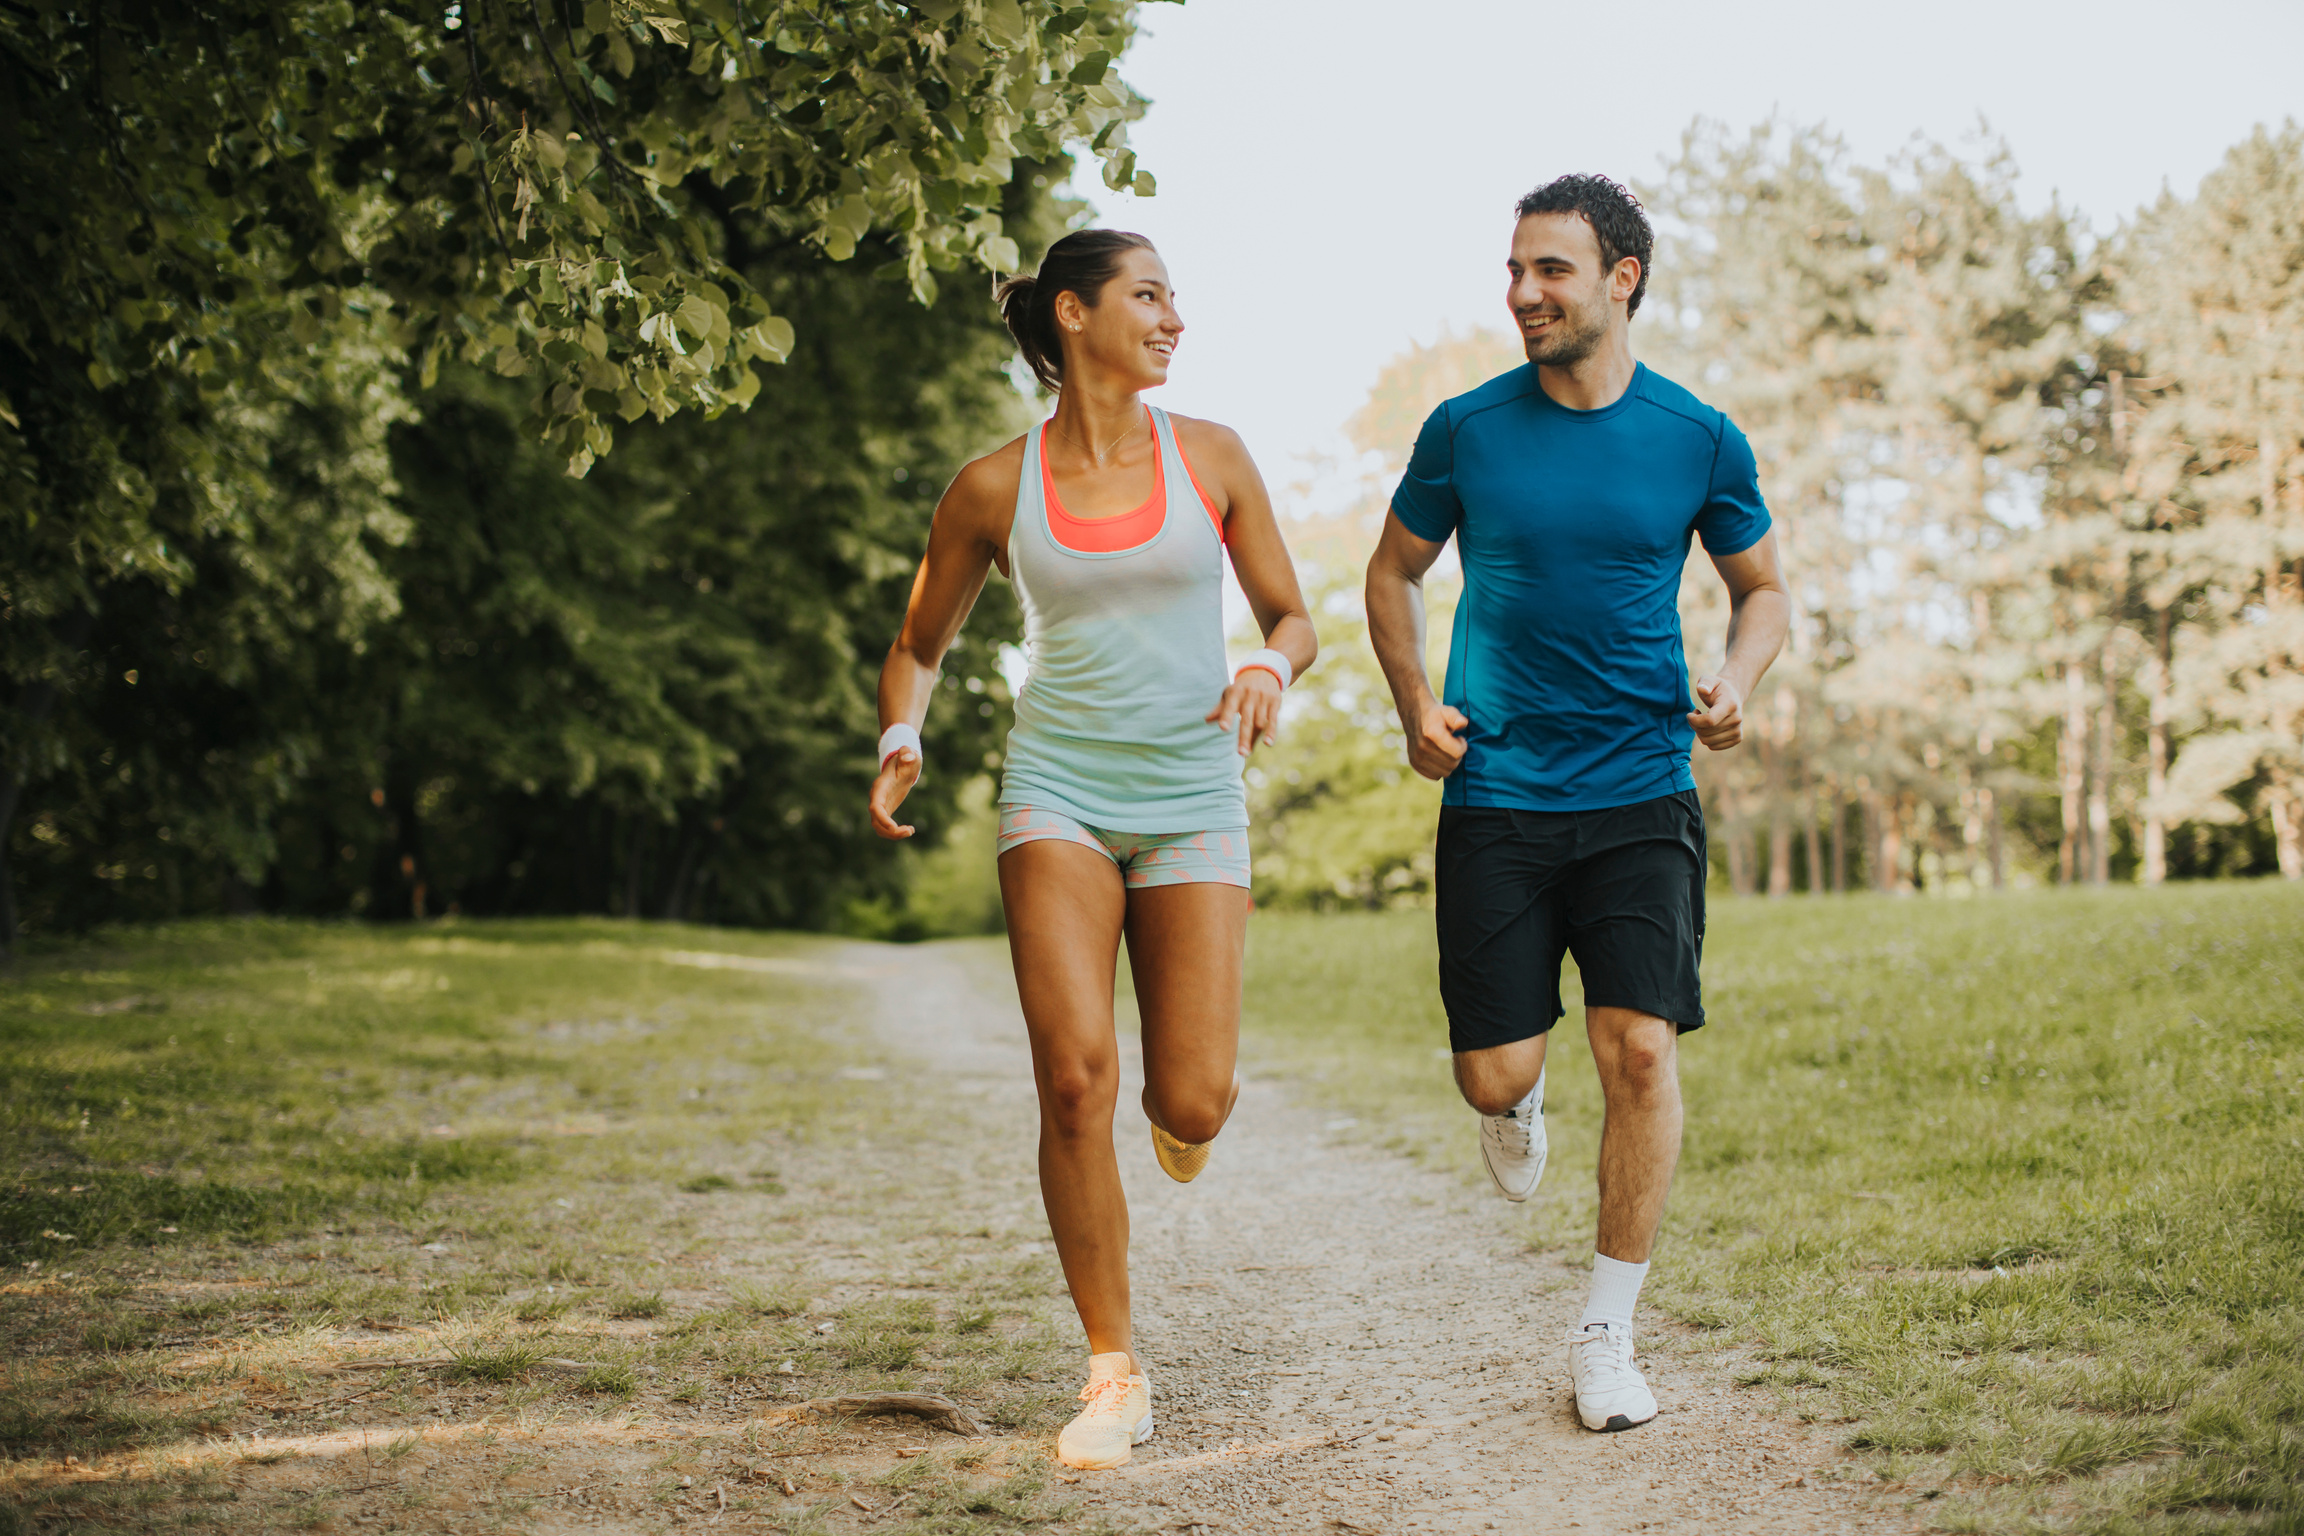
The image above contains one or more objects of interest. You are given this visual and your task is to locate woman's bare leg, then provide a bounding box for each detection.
[1000,841,1134,1366]
[1127,883,1250,1145]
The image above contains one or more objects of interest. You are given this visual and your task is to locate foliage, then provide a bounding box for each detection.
[2,0,1153,479]
[2121,126,2304,875]
[14,174,1064,931]
[1,0,1157,939]
[1238,882,2304,1535]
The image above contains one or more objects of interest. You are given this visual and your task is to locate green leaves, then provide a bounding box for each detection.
[1,0,1155,504]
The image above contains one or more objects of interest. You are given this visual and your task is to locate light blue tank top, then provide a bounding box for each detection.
[997,407,1247,833]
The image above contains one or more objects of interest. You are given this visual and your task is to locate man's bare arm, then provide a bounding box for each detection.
[1687,529,1790,751]
[1365,512,1470,780]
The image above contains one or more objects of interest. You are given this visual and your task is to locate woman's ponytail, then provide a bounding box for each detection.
[996,229,1156,394]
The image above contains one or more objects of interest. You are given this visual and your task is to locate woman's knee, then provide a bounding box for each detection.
[1145,1079,1234,1145]
[1039,1056,1119,1136]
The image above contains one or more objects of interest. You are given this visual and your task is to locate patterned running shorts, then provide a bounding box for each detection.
[996,804,1251,889]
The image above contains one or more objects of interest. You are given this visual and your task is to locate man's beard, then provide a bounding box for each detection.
[1520,296,1608,367]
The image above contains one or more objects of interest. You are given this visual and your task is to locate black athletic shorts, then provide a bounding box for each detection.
[1435,790,1708,1052]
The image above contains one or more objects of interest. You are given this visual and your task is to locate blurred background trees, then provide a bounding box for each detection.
[1250,119,2304,904]
[3,9,2295,937]
[2,0,1144,942]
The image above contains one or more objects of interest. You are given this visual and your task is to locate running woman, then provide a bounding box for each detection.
[1364,176,1788,1432]
[868,230,1315,1470]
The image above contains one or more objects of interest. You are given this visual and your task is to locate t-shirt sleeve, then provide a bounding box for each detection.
[1388,404,1461,543]
[1695,417,1771,556]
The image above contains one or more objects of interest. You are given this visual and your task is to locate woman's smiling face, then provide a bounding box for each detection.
[1055,246,1182,391]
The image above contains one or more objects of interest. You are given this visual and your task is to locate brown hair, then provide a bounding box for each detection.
[995,229,1157,392]
[1515,174,1654,320]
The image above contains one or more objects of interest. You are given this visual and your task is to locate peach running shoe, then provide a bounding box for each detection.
[1150,1121,1214,1182]
[1056,1353,1154,1469]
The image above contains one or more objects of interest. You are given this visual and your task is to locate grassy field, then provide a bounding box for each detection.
[1238,881,2304,1536]
[0,920,1079,1535]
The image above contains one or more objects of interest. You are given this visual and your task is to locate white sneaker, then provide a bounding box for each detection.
[1056,1363,1154,1469]
[1477,1073,1546,1202]
[1566,1323,1657,1432]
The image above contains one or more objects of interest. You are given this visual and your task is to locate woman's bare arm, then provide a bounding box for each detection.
[1176,417,1317,756]
[869,443,1022,839]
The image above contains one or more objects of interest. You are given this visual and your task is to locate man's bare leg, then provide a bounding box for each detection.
[1453,1033,1553,1200]
[1451,1034,1549,1115]
[1585,1006,1683,1264]
[1563,1005,1682,1431]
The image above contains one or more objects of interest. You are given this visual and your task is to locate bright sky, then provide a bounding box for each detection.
[1067,0,2304,498]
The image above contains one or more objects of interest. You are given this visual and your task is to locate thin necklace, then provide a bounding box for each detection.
[1051,404,1143,467]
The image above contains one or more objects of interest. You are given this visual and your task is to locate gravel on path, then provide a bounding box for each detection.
[851,939,1924,1536]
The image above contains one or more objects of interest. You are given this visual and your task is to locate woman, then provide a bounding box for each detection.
[867,229,1316,1470]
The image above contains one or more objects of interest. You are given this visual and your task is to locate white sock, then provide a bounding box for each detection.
[1580,1253,1649,1332]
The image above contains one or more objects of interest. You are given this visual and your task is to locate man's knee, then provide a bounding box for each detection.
[1596,1013,1679,1097]
[1453,1043,1545,1116]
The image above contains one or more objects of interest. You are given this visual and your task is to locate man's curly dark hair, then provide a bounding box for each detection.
[1514,175,1654,320]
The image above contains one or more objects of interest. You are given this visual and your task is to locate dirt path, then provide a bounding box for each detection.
[857,940,1922,1536]
[19,935,1926,1536]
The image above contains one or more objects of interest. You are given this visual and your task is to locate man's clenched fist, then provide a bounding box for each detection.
[1687,675,1745,750]
[1408,699,1471,780]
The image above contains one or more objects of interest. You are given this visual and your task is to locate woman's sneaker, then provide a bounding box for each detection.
[1477,1072,1546,1202]
[1147,1077,1236,1183]
[1150,1122,1213,1182]
[1056,1356,1155,1469]
[1565,1323,1657,1431]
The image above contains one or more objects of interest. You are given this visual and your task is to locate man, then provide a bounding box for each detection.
[1363,174,1787,1432]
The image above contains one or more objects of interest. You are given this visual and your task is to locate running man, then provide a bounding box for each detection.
[869,230,1316,1469]
[1364,176,1787,1432]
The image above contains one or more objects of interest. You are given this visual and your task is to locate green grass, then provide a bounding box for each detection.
[0,916,1081,1531]
[0,918,848,1261]
[1240,881,2304,1536]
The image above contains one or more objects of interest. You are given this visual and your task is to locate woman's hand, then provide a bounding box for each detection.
[1207,668,1284,756]
[868,746,923,839]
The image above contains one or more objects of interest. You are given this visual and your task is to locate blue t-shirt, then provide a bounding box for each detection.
[1390,362,1770,812]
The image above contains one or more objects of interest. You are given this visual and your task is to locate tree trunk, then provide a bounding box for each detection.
[1961,775,1986,887]
[1725,826,1753,897]
[2089,647,2115,886]
[1803,794,1825,897]
[622,817,648,919]
[2059,661,2087,884]
[1830,786,1848,893]
[367,758,426,921]
[0,609,94,953]
[2143,607,2170,885]
[1983,785,2005,890]
[2271,780,2304,881]
[659,822,704,923]
[1764,688,1793,897]
[1865,787,1901,893]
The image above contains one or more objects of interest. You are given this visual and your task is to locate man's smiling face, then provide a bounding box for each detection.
[1506,212,1624,368]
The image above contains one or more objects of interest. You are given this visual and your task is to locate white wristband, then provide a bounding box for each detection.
[1235,647,1293,689]
[877,723,922,776]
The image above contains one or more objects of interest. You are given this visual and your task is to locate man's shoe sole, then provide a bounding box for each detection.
[1584,1409,1656,1433]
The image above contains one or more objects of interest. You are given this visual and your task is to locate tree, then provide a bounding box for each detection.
[2,0,1159,940]
[2121,125,2304,879]
[13,170,1069,934]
